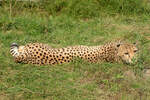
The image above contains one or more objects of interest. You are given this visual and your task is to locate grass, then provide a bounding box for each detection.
[0,0,150,100]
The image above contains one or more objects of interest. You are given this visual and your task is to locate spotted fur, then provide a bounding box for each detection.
[10,41,138,65]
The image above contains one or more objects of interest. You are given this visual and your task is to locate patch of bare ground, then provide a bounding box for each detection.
[91,36,105,43]
[123,70,136,80]
[79,71,96,84]
[2,30,24,35]
[103,20,150,34]
[0,94,9,100]
[143,68,150,80]
[116,24,136,32]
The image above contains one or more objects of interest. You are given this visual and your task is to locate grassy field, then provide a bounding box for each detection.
[0,0,150,100]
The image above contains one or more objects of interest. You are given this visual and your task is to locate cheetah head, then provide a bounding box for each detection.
[116,42,138,64]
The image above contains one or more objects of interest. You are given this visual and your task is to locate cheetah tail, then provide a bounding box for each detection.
[10,43,19,57]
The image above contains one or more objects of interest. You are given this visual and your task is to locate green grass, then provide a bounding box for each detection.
[0,0,150,100]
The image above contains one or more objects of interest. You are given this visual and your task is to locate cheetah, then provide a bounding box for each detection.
[10,41,138,65]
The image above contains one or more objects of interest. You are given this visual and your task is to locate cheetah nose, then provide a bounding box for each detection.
[10,43,19,48]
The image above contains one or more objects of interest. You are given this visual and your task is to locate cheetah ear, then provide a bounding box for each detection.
[115,39,123,48]
[133,42,136,45]
[133,42,138,46]
[116,43,121,47]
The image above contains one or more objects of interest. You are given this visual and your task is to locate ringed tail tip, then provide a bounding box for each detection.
[10,43,19,48]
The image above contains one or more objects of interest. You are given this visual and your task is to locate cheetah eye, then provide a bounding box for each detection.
[134,50,138,53]
[124,52,129,55]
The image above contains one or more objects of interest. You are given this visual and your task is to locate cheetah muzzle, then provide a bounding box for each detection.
[10,41,138,65]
